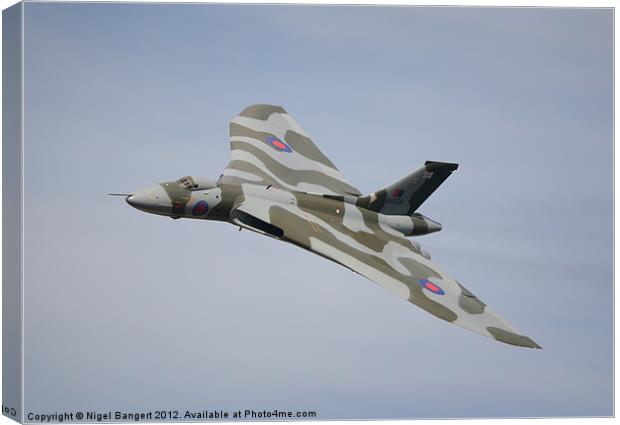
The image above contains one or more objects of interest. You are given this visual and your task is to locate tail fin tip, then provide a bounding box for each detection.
[424,160,459,172]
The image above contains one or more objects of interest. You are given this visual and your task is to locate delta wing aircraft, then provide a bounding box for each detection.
[115,104,540,349]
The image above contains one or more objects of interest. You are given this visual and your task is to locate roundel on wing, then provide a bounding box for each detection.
[418,278,445,295]
[266,135,293,153]
[192,200,209,216]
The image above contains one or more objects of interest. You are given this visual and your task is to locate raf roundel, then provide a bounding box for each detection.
[266,135,293,153]
[418,278,445,295]
[192,200,209,216]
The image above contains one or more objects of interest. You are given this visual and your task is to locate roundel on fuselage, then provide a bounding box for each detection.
[192,200,209,216]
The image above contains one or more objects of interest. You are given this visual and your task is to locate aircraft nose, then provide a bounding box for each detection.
[126,184,170,213]
[125,194,141,208]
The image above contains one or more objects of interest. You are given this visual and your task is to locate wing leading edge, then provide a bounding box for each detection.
[232,191,541,349]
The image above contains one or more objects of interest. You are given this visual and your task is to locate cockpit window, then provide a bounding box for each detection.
[176,176,198,190]
[176,175,217,191]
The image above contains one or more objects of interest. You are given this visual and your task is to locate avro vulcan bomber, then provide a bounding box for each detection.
[115,104,540,349]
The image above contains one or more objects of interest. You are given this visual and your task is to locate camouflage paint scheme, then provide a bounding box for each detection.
[124,104,541,349]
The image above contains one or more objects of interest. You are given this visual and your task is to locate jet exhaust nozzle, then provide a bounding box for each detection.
[411,213,442,236]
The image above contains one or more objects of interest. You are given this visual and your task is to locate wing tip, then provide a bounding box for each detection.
[239,104,287,120]
[487,326,542,349]
[517,337,543,350]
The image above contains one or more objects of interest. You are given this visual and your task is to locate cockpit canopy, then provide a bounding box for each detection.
[176,176,217,191]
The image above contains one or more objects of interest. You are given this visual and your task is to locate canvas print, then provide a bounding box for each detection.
[2,2,613,422]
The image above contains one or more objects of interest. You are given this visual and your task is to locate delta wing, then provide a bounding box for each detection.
[231,190,541,349]
[220,105,361,196]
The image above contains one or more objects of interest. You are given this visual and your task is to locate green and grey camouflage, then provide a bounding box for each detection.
[119,104,541,349]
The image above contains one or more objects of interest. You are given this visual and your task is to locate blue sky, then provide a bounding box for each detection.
[21,3,612,419]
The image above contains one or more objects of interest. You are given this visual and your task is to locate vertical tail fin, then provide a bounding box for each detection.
[357,161,458,216]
